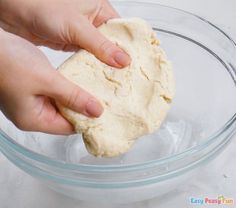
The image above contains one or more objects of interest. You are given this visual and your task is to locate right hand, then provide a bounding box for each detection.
[0,0,131,68]
[0,29,103,134]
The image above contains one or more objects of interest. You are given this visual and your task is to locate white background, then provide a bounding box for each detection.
[0,0,236,207]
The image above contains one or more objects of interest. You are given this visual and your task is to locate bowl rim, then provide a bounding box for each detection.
[0,1,236,172]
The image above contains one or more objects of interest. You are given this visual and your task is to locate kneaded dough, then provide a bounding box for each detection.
[57,18,175,157]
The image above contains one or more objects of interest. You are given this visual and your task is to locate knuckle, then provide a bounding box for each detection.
[63,16,84,44]
[43,72,62,96]
[98,40,114,57]
[63,24,75,44]
[65,86,81,110]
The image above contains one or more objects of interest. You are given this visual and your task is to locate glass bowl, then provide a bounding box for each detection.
[0,1,236,204]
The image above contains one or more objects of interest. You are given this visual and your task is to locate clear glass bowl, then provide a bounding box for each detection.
[0,1,236,204]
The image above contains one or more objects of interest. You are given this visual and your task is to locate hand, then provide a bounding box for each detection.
[0,30,103,134]
[0,0,131,68]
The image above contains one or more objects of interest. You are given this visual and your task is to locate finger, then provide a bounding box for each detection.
[66,17,131,68]
[61,44,80,52]
[42,111,75,135]
[42,71,103,118]
[11,96,75,135]
[44,43,80,52]
[36,41,80,52]
[35,97,75,134]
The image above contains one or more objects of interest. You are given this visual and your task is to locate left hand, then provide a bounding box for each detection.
[0,29,104,134]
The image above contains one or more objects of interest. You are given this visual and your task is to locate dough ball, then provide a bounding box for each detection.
[57,18,175,157]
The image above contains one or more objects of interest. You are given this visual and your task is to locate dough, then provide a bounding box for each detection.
[57,18,175,157]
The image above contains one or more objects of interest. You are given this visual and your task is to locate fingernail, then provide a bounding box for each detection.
[114,51,131,67]
[85,98,104,117]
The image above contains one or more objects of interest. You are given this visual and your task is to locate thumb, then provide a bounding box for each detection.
[43,71,104,118]
[66,17,131,68]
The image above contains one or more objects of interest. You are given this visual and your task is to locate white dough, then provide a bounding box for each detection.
[57,18,175,157]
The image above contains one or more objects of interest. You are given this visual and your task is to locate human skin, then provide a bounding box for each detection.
[0,0,131,134]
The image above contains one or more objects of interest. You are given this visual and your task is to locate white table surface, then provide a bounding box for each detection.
[0,0,236,207]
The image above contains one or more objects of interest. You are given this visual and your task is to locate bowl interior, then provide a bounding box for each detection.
[0,2,235,166]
